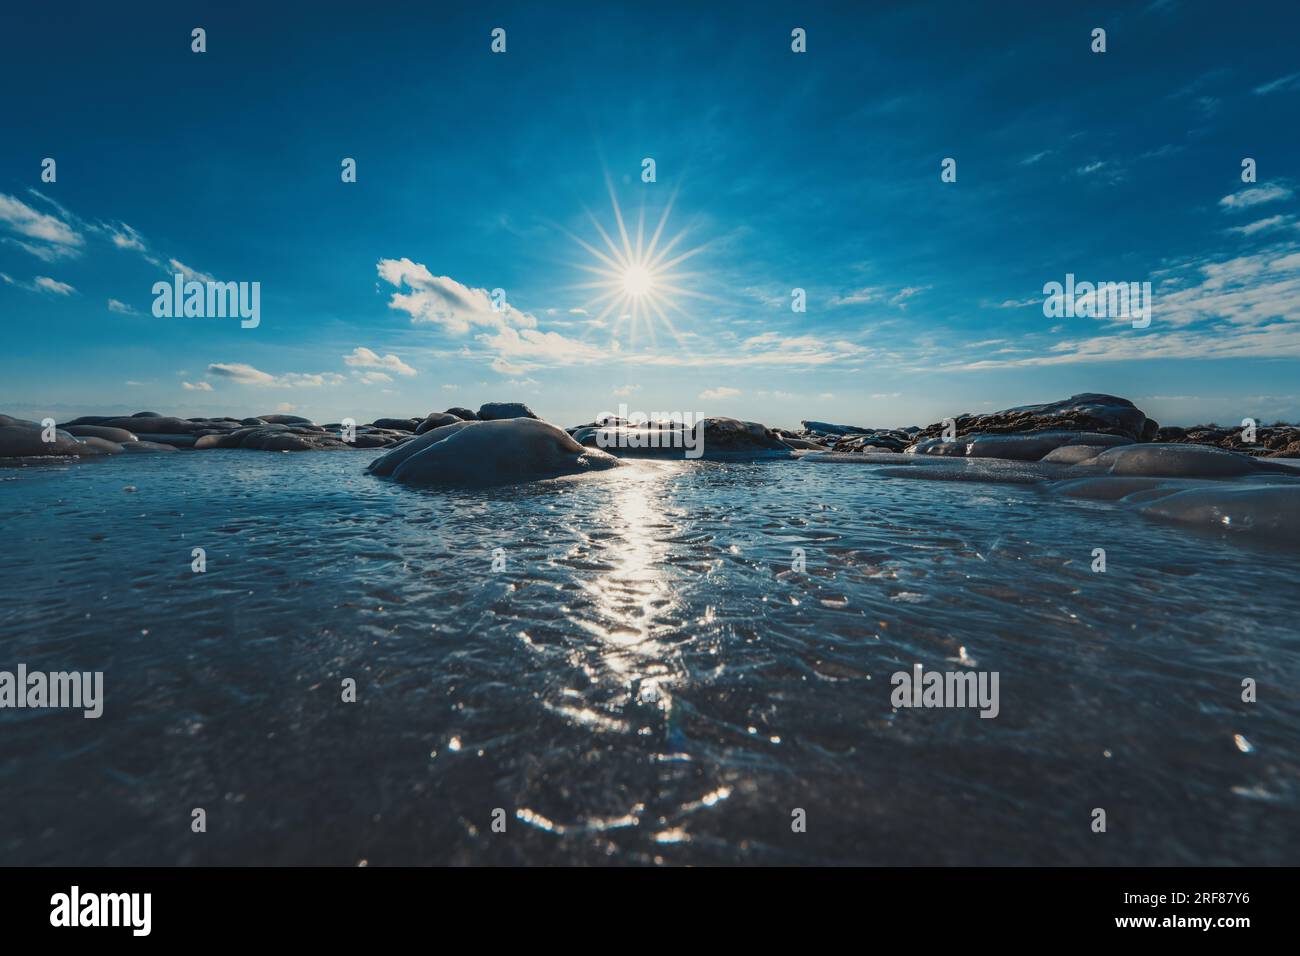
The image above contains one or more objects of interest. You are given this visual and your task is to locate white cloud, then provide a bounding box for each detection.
[828,286,882,307]
[0,193,83,250]
[343,346,416,376]
[182,381,213,391]
[107,222,147,251]
[613,384,640,397]
[169,258,216,284]
[1253,72,1300,95]
[377,259,537,334]
[1219,184,1293,210]
[699,386,741,400]
[208,363,277,386]
[890,286,927,308]
[207,362,344,388]
[354,370,393,385]
[1,272,77,295]
[34,276,75,295]
[952,239,1300,368]
[1228,215,1290,236]
[107,298,137,314]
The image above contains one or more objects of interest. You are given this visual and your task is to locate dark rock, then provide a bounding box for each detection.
[64,424,139,442]
[371,417,421,432]
[415,412,461,434]
[445,407,478,421]
[369,418,619,486]
[477,401,539,421]
[913,393,1151,443]
[257,414,317,426]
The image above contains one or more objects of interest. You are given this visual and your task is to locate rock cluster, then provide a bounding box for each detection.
[1155,423,1300,459]
[567,416,793,460]
[5,396,1297,478]
[0,404,537,459]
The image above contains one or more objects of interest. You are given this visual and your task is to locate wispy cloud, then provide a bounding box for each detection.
[699,386,740,400]
[0,192,83,259]
[1219,184,1293,210]
[1,271,76,295]
[1227,215,1291,236]
[343,346,416,376]
[207,363,345,388]
[1253,72,1300,95]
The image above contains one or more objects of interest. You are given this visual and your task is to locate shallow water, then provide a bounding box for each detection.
[2,451,1298,865]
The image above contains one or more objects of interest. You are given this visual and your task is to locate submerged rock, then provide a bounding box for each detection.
[121,440,179,453]
[1136,485,1300,543]
[909,430,1132,461]
[1040,444,1113,465]
[1075,443,1291,478]
[369,418,619,487]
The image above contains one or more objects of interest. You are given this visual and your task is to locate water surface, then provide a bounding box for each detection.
[2,452,1297,864]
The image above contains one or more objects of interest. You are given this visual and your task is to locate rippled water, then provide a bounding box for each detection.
[2,451,1298,865]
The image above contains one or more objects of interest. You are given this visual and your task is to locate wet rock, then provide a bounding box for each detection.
[831,432,911,453]
[121,440,179,452]
[780,436,829,450]
[194,433,244,449]
[1155,422,1300,458]
[64,424,139,442]
[0,417,92,457]
[75,415,204,435]
[801,420,875,437]
[1136,485,1300,543]
[369,418,619,487]
[238,428,349,451]
[135,433,198,448]
[909,431,1133,461]
[1075,443,1291,478]
[575,417,792,460]
[73,436,125,455]
[912,393,1151,443]
[1040,444,1111,465]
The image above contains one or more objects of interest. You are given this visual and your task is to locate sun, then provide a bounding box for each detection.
[622,264,653,297]
[563,178,714,346]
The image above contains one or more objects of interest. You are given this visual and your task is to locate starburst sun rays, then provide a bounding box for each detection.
[565,181,715,348]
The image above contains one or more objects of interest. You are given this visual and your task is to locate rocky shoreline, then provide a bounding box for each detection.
[5,393,1298,541]
[4,392,1296,464]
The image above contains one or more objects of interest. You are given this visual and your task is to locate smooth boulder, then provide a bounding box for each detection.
[370,418,619,487]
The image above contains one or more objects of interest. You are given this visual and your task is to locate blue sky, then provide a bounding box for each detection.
[1,0,1298,429]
